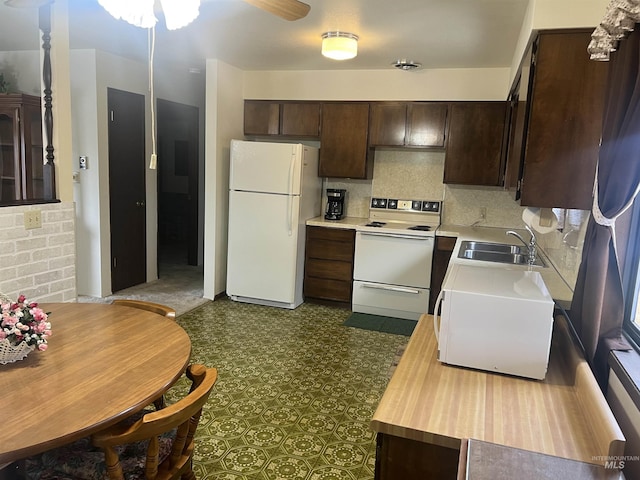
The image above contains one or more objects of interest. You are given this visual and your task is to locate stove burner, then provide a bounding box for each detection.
[365,221,387,227]
[407,225,432,231]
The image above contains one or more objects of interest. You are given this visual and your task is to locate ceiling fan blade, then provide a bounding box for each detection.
[4,0,53,7]
[243,0,310,21]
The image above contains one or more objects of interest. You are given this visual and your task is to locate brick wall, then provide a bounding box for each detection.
[0,202,76,302]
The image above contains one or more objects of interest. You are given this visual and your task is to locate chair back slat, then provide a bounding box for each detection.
[92,365,217,480]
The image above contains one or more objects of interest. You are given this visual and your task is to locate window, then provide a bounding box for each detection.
[623,199,640,348]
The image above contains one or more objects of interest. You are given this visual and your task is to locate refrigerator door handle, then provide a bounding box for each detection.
[287,154,296,236]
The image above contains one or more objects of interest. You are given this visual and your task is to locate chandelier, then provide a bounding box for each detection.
[97,0,200,30]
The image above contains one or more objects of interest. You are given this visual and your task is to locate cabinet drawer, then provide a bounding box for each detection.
[307,239,354,262]
[305,258,352,281]
[307,226,355,243]
[304,277,352,303]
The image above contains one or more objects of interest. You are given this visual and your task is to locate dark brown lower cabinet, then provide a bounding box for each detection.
[303,226,355,305]
[429,236,457,313]
[375,433,460,480]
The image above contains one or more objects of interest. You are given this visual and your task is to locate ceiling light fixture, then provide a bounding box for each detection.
[97,0,201,30]
[393,59,422,71]
[321,32,359,60]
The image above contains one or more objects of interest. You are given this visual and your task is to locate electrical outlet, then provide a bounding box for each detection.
[24,210,42,230]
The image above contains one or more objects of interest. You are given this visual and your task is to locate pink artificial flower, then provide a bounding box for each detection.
[0,331,6,340]
[31,308,47,321]
[17,294,26,303]
[38,343,48,351]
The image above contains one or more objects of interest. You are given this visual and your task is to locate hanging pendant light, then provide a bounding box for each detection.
[97,0,200,30]
[321,32,359,60]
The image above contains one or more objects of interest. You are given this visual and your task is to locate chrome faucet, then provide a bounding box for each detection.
[506,225,537,265]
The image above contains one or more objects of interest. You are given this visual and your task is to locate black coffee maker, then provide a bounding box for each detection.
[325,189,346,220]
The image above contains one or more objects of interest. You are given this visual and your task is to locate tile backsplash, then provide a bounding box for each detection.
[323,148,590,294]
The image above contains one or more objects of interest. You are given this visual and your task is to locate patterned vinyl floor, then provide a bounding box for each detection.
[167,298,408,480]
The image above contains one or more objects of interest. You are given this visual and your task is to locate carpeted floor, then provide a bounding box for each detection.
[168,298,409,480]
[77,262,210,316]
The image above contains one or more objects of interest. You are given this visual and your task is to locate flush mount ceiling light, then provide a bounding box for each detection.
[321,32,359,60]
[393,59,422,71]
[97,0,201,30]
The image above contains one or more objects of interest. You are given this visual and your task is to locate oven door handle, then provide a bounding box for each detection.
[360,283,421,295]
[358,232,432,240]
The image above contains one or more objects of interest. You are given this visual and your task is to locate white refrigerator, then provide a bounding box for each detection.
[226,140,321,309]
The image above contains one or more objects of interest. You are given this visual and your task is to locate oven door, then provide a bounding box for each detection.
[353,231,434,288]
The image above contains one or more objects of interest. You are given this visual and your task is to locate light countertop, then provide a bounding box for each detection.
[370,313,625,465]
[305,219,574,308]
[306,216,367,229]
[435,224,574,309]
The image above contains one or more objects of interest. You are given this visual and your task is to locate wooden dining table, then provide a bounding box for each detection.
[0,302,192,466]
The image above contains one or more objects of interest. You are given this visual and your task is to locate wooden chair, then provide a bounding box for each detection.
[111,299,176,320]
[25,364,217,480]
[112,299,177,410]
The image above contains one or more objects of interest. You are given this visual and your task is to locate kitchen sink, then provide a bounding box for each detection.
[459,241,522,255]
[457,241,545,267]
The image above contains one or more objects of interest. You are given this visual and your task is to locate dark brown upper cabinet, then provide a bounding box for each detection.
[319,102,371,179]
[244,100,321,138]
[444,101,508,186]
[369,102,448,148]
[505,29,608,209]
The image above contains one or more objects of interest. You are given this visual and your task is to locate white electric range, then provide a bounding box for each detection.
[352,197,441,320]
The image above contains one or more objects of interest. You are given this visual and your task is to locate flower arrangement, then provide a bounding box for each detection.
[0,295,52,351]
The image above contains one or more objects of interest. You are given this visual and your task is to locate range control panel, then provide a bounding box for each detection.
[371,198,440,213]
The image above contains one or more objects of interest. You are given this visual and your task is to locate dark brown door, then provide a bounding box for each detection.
[369,102,407,146]
[444,102,507,186]
[157,99,199,267]
[108,88,146,292]
[319,102,370,179]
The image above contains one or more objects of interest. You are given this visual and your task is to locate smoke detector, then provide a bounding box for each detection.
[393,59,422,71]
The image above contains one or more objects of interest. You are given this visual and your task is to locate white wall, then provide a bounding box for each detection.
[0,51,40,95]
[71,49,207,297]
[70,50,100,296]
[204,60,244,300]
[244,67,511,101]
[509,0,610,88]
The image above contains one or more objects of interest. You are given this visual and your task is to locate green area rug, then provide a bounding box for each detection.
[343,312,417,336]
